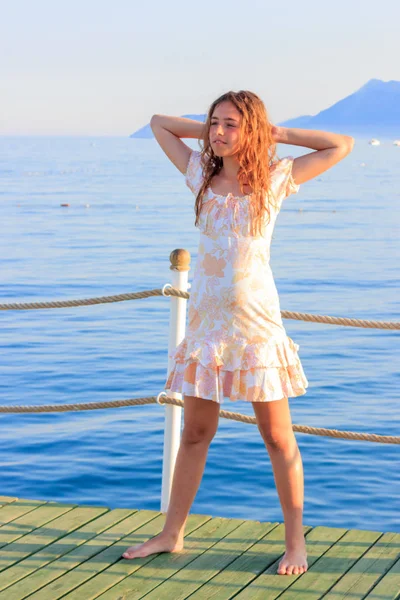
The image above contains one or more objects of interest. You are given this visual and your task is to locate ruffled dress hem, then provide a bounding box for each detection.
[164,336,308,404]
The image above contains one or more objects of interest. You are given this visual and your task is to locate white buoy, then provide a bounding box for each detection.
[369,139,380,145]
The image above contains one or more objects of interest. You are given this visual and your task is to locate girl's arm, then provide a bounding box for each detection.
[150,115,205,174]
[272,125,354,185]
[152,115,205,139]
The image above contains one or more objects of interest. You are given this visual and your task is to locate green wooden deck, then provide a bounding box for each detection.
[0,496,398,599]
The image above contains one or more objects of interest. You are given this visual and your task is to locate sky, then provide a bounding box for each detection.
[1,0,399,136]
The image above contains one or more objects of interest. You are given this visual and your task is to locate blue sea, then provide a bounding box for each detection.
[0,135,399,533]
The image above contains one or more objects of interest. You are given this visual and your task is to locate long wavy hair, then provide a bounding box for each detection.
[194,90,280,236]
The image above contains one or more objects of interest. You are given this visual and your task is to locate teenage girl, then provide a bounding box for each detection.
[123,90,354,575]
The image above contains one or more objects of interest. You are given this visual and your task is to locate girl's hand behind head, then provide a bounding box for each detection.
[271,125,282,143]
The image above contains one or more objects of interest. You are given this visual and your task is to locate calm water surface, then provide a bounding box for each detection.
[0,136,399,533]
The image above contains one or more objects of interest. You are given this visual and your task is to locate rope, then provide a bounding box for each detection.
[0,289,164,310]
[0,394,398,445]
[0,286,399,330]
[279,310,399,331]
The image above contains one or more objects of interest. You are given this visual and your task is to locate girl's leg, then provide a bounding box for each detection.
[122,394,220,559]
[252,396,308,576]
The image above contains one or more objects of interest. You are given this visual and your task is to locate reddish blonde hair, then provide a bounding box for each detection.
[194,90,280,236]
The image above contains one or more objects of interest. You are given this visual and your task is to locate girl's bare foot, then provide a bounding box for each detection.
[277,540,308,575]
[122,532,184,559]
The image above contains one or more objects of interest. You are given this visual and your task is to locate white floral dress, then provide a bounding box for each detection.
[165,150,308,403]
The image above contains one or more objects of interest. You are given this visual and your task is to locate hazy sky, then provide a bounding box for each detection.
[1,0,399,135]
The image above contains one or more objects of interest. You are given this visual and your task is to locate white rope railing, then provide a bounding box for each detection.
[0,393,398,445]
[2,249,398,510]
[0,286,398,330]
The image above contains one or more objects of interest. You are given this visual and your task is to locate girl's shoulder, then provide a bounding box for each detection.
[184,150,300,202]
[270,156,300,201]
[185,150,203,195]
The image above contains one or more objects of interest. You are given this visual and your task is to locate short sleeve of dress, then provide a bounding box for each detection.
[271,156,300,210]
[184,150,203,196]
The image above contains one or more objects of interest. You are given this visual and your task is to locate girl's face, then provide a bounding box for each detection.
[209,101,242,156]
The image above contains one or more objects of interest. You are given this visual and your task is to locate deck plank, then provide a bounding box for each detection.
[94,516,246,600]
[31,513,211,600]
[132,519,280,600]
[21,510,165,599]
[59,513,212,600]
[0,503,79,574]
[0,500,48,540]
[0,508,138,600]
[321,532,400,599]
[0,502,75,552]
[183,523,312,600]
[364,556,400,599]
[200,524,346,600]
[0,497,18,506]
[0,506,114,595]
[265,528,383,599]
[0,501,397,600]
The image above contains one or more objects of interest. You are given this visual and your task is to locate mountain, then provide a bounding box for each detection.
[130,80,400,138]
[281,79,400,136]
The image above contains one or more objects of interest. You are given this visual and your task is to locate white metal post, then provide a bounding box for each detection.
[160,249,191,513]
